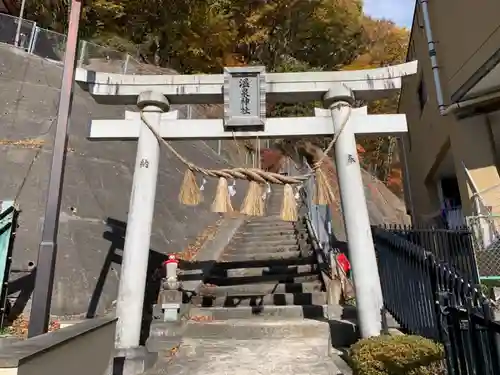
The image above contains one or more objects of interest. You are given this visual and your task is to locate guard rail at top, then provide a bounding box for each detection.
[0,316,116,375]
[0,13,165,75]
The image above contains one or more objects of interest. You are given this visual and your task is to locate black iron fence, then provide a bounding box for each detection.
[373,226,500,375]
[384,224,480,285]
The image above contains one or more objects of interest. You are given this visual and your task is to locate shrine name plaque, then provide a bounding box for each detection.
[223,66,266,130]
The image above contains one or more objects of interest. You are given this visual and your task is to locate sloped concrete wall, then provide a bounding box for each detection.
[0,316,116,375]
[0,43,243,317]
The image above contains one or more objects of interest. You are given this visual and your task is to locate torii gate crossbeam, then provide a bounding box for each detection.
[75,61,417,104]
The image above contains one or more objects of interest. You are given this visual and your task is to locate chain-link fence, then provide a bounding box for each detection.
[0,13,255,168]
[0,13,37,51]
[0,13,141,74]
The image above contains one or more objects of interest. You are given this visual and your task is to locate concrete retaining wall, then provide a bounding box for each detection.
[0,316,116,375]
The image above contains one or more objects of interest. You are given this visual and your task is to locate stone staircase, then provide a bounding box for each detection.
[144,186,346,374]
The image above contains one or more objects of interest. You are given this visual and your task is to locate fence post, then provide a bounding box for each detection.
[26,22,36,53]
[77,40,87,68]
[123,54,130,74]
[14,2,27,48]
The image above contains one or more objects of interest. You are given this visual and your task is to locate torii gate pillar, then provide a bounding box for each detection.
[115,91,171,351]
[324,87,383,338]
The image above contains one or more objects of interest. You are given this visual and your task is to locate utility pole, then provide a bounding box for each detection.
[14,0,28,48]
[28,0,83,338]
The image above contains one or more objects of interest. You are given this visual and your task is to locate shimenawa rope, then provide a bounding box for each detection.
[139,102,352,185]
[139,103,352,219]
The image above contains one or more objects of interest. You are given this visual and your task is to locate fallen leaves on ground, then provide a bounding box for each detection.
[176,219,223,261]
[0,139,44,149]
[4,316,61,338]
[0,139,74,152]
[170,344,179,355]
[165,343,181,364]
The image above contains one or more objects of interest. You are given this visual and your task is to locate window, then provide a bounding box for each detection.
[417,77,427,112]
[440,177,462,208]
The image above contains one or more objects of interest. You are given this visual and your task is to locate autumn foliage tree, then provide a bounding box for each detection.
[22,0,409,196]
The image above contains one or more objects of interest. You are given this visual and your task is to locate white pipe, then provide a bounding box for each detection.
[419,0,446,113]
[442,90,500,116]
[419,0,500,115]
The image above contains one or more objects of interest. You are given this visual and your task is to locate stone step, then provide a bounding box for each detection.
[199,282,324,296]
[244,215,286,222]
[221,251,310,261]
[244,219,295,226]
[238,227,297,235]
[149,321,184,338]
[231,236,298,245]
[206,272,320,286]
[213,255,315,269]
[145,337,343,375]
[192,292,327,308]
[182,318,331,339]
[213,264,316,278]
[224,243,300,253]
[188,304,327,320]
[242,220,289,227]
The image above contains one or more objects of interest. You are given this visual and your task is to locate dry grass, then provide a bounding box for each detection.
[0,139,45,149]
[0,139,75,152]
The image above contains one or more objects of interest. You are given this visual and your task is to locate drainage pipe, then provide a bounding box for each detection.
[441,90,500,116]
[420,0,500,115]
[419,0,446,114]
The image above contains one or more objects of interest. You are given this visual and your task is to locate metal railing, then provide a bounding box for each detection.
[0,13,163,75]
[0,201,16,328]
[291,159,334,257]
[373,227,500,375]
[384,224,480,285]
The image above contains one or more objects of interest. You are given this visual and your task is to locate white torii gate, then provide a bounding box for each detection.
[76,62,417,353]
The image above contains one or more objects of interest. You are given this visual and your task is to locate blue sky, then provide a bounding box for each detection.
[363,0,415,28]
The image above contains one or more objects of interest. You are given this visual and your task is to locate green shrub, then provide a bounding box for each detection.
[349,334,445,375]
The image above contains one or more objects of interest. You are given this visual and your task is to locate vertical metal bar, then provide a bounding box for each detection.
[77,40,87,68]
[14,0,27,47]
[27,0,82,338]
[123,54,130,74]
[27,22,36,53]
[29,26,40,54]
[217,140,221,155]
[256,138,260,168]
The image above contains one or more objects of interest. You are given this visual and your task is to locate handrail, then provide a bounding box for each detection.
[0,13,145,75]
[290,158,354,296]
[0,201,15,328]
